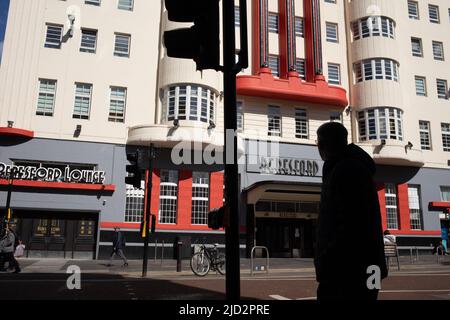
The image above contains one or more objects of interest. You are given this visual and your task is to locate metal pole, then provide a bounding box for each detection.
[223,0,240,301]
[161,240,164,265]
[142,144,154,277]
[155,239,158,263]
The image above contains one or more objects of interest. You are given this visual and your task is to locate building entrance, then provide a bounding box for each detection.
[10,211,98,259]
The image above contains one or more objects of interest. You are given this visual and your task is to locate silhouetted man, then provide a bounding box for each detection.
[107,227,128,267]
[315,122,387,301]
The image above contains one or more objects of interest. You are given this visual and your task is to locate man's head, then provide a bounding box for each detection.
[316,122,348,161]
[114,227,120,232]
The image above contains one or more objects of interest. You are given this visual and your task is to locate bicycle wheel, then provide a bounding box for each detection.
[216,253,226,275]
[190,252,210,277]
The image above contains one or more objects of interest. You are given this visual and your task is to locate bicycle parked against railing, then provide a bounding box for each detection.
[190,242,225,276]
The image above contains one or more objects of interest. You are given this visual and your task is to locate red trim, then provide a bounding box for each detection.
[397,184,411,231]
[376,182,387,230]
[151,169,161,218]
[278,0,288,79]
[177,171,193,228]
[0,127,34,139]
[387,230,441,236]
[210,172,224,210]
[0,179,115,192]
[429,202,450,211]
[303,0,315,82]
[236,71,348,107]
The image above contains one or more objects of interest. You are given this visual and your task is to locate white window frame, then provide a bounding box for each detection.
[295,109,308,139]
[85,0,101,6]
[408,1,419,20]
[237,101,244,132]
[328,63,341,85]
[296,58,306,80]
[436,79,448,99]
[358,107,404,142]
[429,4,440,23]
[73,83,92,120]
[353,59,399,83]
[45,24,63,49]
[415,76,427,96]
[411,37,423,57]
[385,183,399,230]
[118,0,134,11]
[159,170,178,224]
[125,181,145,223]
[408,185,423,230]
[442,123,450,152]
[191,172,210,225]
[80,28,97,53]
[352,16,395,41]
[109,86,127,122]
[114,33,131,57]
[432,41,445,61]
[268,12,279,33]
[325,22,338,43]
[268,105,281,137]
[295,16,304,37]
[268,55,279,77]
[419,120,432,150]
[36,79,57,117]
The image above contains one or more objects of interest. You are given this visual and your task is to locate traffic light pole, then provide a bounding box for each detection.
[223,0,245,301]
[142,144,154,277]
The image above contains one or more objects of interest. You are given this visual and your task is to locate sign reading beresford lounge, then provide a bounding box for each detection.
[247,155,322,177]
[0,162,106,184]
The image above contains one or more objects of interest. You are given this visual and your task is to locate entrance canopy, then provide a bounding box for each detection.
[244,181,321,205]
[429,202,450,214]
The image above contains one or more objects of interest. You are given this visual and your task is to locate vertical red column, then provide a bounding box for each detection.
[210,171,224,210]
[143,169,161,226]
[177,171,193,228]
[397,183,411,231]
[252,0,270,75]
[278,0,288,79]
[376,182,387,231]
[303,0,315,82]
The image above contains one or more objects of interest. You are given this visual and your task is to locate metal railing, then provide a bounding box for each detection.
[250,246,269,276]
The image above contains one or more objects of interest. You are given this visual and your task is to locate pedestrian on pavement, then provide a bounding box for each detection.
[0,226,21,273]
[107,227,128,267]
[315,122,387,301]
[383,230,397,245]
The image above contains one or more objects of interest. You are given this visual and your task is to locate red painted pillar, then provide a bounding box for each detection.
[376,182,387,230]
[210,171,224,210]
[397,183,411,231]
[303,0,315,82]
[177,171,193,228]
[252,0,270,75]
[278,0,288,79]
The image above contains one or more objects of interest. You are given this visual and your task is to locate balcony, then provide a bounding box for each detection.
[236,68,348,108]
[358,140,424,167]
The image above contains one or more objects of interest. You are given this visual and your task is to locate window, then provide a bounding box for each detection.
[326,22,338,43]
[268,13,279,33]
[268,106,281,137]
[36,79,57,117]
[73,83,92,120]
[437,79,448,99]
[235,6,240,27]
[385,183,399,230]
[328,63,341,85]
[237,101,244,132]
[268,55,279,77]
[80,29,97,53]
[408,186,423,230]
[109,87,127,122]
[295,109,308,139]
[162,85,217,124]
[125,181,144,222]
[441,186,450,201]
[159,170,178,224]
[353,59,399,83]
[442,123,450,152]
[85,0,101,5]
[295,17,304,37]
[358,107,403,141]
[191,172,209,225]
[352,16,395,40]
[432,41,444,60]
[296,58,306,80]
[114,33,131,57]
[408,1,419,19]
[45,24,63,49]
[429,4,440,23]
[324,0,336,3]
[411,38,423,57]
[118,0,133,11]
[419,121,432,150]
[415,76,427,96]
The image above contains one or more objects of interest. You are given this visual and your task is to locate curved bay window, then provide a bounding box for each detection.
[161,84,218,125]
[354,58,399,83]
[352,16,395,41]
[358,107,404,142]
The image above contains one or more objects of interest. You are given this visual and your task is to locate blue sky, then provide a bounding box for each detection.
[0,0,10,63]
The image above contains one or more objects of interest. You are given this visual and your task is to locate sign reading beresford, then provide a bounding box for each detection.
[247,156,321,177]
[0,162,106,184]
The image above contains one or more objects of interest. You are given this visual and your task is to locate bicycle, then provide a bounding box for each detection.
[190,242,226,276]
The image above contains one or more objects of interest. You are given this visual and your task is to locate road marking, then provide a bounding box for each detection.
[269,295,291,300]
[296,297,317,300]
[381,289,450,293]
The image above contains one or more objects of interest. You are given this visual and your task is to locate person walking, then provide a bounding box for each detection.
[107,227,128,267]
[383,230,396,245]
[0,226,21,273]
[315,122,387,301]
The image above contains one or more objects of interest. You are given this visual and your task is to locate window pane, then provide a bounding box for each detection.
[36,79,57,116]
[114,34,130,57]
[118,0,133,11]
[45,25,62,49]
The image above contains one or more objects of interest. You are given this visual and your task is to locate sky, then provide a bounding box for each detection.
[0,0,11,63]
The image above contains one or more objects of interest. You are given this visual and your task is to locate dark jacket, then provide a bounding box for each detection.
[315,143,388,284]
[0,231,15,254]
[112,231,126,250]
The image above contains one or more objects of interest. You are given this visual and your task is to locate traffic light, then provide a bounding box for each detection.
[163,0,220,71]
[125,150,142,189]
[208,206,227,230]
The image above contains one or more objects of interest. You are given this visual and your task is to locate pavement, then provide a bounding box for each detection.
[5,254,450,278]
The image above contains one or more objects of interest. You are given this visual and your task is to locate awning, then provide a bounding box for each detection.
[429,202,450,214]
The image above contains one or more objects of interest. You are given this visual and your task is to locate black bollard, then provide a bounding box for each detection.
[177,241,182,272]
